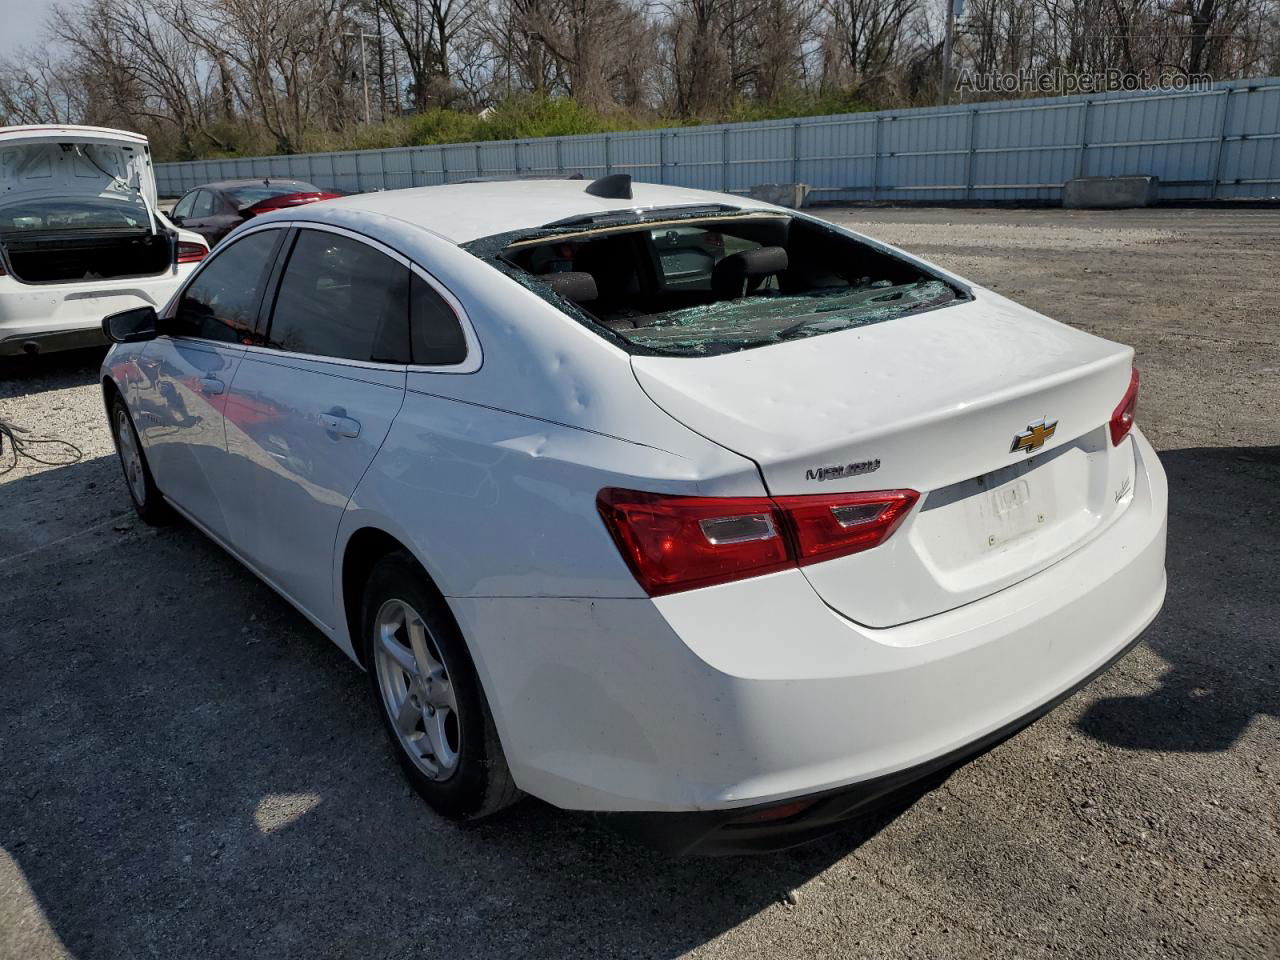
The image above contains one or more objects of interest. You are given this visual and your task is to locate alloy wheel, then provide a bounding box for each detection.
[114,407,147,505]
[373,598,461,780]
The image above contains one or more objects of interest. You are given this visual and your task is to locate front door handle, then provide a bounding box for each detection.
[319,412,361,438]
[199,376,225,396]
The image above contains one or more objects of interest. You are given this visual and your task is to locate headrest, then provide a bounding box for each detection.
[711,246,789,299]
[544,271,599,303]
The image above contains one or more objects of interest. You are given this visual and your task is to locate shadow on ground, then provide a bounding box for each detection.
[0,348,106,396]
[1077,445,1279,752]
[1,444,1275,957]
[0,454,912,959]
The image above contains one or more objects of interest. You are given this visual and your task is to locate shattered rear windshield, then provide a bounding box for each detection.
[469,212,966,357]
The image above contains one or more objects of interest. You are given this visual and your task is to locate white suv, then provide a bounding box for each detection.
[0,125,207,356]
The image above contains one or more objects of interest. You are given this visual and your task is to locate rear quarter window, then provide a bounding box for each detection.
[410,273,467,365]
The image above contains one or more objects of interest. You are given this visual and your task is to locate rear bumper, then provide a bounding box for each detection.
[449,429,1167,827]
[602,625,1147,854]
[0,323,108,355]
[0,269,189,355]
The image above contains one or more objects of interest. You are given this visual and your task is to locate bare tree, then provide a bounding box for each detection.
[522,0,649,109]
[4,0,1277,158]
[743,0,817,99]
[820,0,922,94]
[379,0,475,109]
[172,0,355,152]
[0,49,87,124]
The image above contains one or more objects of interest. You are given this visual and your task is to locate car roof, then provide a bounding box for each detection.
[196,179,315,191]
[298,179,782,244]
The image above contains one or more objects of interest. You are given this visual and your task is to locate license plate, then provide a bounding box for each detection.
[983,476,1044,548]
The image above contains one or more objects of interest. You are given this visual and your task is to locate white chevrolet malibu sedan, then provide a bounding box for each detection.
[101,175,1167,853]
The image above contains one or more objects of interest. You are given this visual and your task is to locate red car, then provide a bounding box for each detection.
[169,179,342,246]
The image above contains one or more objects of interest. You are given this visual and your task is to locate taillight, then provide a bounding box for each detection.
[596,490,790,596]
[177,241,208,264]
[1109,366,1140,446]
[597,486,919,597]
[775,489,919,566]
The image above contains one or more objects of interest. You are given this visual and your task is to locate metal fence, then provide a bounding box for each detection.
[155,77,1280,203]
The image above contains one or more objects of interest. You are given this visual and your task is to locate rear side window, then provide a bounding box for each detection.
[410,273,467,365]
[265,230,410,362]
[173,229,280,343]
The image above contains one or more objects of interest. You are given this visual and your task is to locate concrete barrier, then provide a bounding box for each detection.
[1063,176,1160,209]
[747,183,811,209]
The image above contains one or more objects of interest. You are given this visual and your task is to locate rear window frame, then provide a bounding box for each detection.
[464,210,972,359]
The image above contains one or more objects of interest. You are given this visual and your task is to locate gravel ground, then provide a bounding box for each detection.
[1,206,1277,960]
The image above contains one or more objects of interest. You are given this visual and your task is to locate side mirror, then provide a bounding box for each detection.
[103,306,159,344]
[170,214,184,225]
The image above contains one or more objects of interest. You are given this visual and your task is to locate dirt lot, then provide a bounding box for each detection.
[1,206,1277,960]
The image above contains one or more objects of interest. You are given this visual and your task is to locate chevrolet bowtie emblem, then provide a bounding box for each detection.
[1011,418,1058,455]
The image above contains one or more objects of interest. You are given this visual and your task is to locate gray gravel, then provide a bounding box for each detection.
[1,206,1277,960]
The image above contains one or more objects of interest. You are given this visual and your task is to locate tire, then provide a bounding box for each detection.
[362,550,522,820]
[110,396,171,525]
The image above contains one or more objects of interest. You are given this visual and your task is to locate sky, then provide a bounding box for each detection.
[0,0,55,58]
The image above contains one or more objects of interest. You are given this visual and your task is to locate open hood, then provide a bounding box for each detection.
[0,125,159,226]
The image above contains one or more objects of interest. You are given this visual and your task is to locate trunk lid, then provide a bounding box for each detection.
[0,125,158,225]
[632,290,1139,627]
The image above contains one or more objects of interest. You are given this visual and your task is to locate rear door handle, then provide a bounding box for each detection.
[199,376,225,396]
[319,413,361,438]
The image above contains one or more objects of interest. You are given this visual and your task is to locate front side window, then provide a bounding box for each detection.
[265,230,410,363]
[172,229,281,343]
[172,193,196,221]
